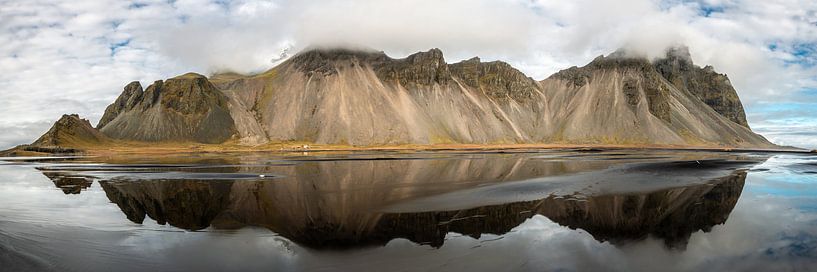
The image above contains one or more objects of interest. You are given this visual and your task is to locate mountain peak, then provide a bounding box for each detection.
[372,48,452,88]
[98,81,143,128]
[33,114,108,148]
[664,45,692,63]
[171,72,207,80]
[404,48,445,66]
[652,46,749,127]
[286,47,389,76]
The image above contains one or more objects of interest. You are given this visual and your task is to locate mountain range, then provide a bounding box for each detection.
[5,45,778,154]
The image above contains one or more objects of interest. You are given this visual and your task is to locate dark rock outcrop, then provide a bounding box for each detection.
[373,48,452,88]
[98,73,237,143]
[653,46,749,127]
[449,57,540,100]
[97,81,143,129]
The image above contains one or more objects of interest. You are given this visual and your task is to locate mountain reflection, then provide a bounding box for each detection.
[36,153,755,250]
[41,171,93,194]
[86,174,744,249]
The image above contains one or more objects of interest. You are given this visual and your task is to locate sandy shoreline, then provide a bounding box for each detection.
[3,141,810,157]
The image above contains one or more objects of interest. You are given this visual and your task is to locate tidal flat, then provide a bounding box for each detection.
[1,149,816,271]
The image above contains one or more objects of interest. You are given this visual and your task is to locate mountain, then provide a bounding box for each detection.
[96,73,237,143]
[653,46,749,127]
[0,114,108,156]
[17,45,777,152]
[32,114,108,147]
[541,48,766,146]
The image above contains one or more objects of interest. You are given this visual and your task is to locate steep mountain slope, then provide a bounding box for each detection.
[541,48,769,147]
[653,46,749,127]
[209,46,770,147]
[211,48,551,146]
[98,73,237,143]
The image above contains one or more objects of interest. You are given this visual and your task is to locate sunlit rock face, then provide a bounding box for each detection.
[41,154,751,250]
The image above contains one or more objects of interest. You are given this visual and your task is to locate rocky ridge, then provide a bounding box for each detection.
[16,45,777,152]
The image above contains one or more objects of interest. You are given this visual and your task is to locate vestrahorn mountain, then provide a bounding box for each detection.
[11,45,777,154]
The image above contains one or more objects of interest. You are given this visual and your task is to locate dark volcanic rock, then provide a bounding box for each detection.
[653,46,749,127]
[553,52,674,123]
[98,73,237,143]
[373,48,452,88]
[287,48,389,76]
[449,57,540,100]
[97,81,143,129]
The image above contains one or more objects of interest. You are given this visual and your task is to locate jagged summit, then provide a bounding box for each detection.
[373,48,451,88]
[653,46,749,127]
[98,73,237,143]
[98,81,143,129]
[547,45,749,128]
[449,57,539,100]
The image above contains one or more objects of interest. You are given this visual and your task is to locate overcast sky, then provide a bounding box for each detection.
[1,0,816,149]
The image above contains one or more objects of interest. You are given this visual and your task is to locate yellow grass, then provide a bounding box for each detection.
[47,139,804,156]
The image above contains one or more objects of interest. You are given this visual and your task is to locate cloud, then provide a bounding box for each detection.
[0,0,816,149]
[154,0,539,74]
[0,121,53,149]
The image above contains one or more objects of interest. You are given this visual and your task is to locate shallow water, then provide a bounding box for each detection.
[1,149,816,271]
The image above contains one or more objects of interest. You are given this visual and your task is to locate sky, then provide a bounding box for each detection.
[0,0,816,149]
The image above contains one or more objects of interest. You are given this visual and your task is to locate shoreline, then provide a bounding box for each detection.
[2,141,811,157]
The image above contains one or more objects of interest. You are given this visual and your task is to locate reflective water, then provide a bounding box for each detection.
[1,149,816,271]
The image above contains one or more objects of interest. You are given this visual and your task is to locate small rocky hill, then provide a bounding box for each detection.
[33,114,108,147]
[1,114,110,155]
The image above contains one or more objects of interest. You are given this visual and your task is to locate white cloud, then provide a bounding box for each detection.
[0,0,815,149]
